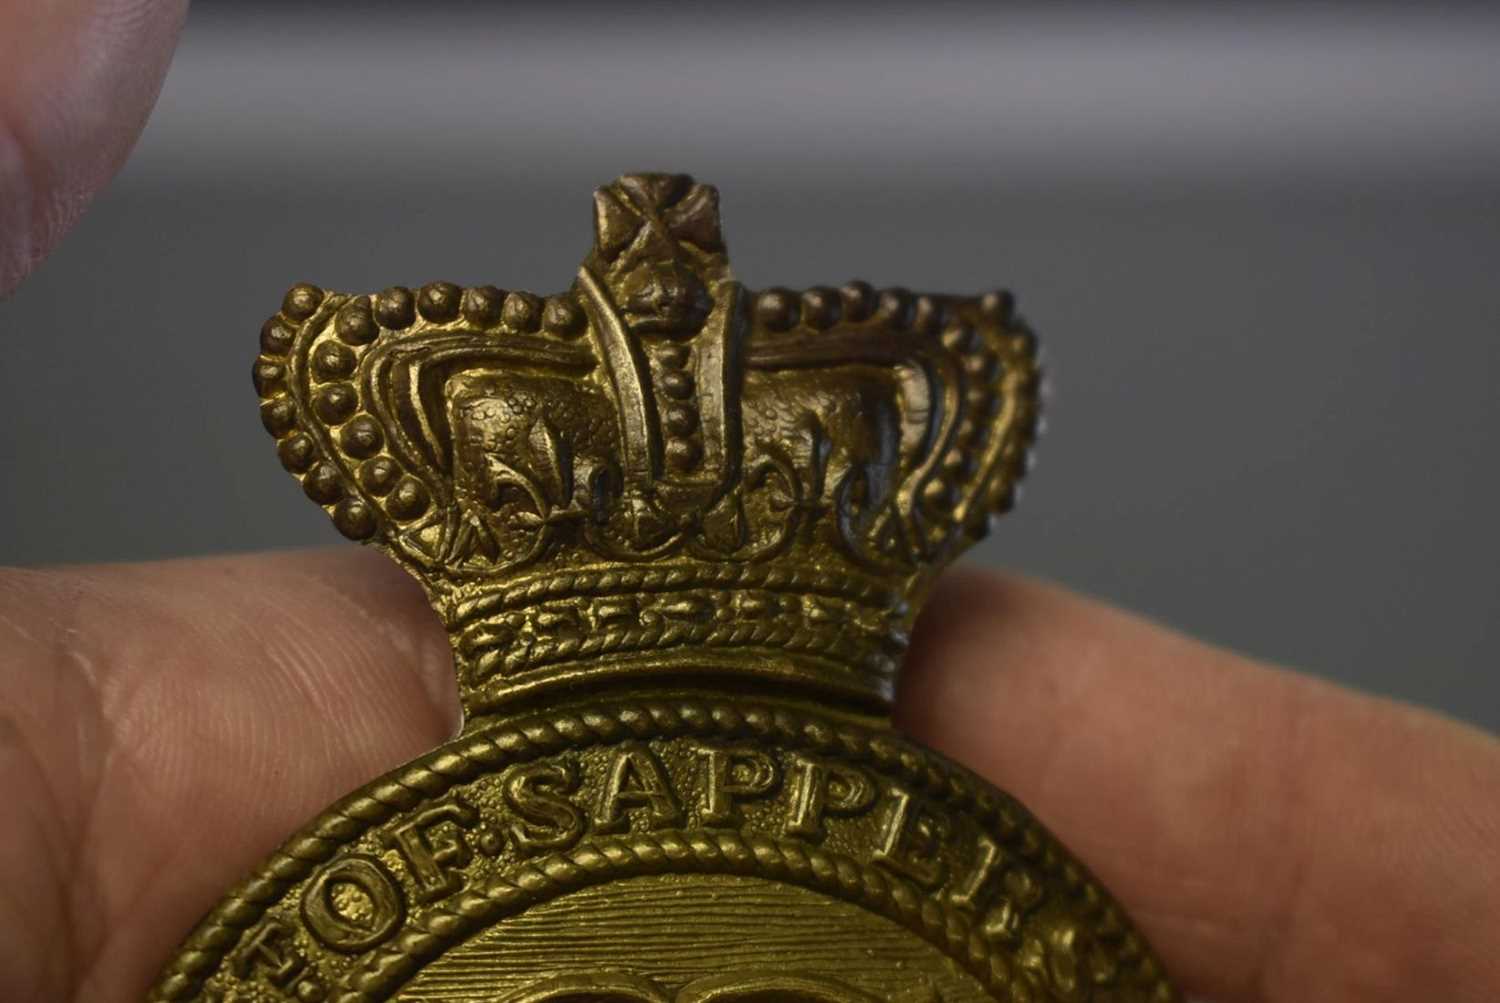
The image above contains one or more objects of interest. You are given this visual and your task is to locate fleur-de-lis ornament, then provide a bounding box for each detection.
[154,175,1178,1003]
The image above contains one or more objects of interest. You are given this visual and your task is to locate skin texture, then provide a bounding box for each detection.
[1,554,1498,1003]
[2,3,1498,1001]
[900,572,1500,1002]
[0,0,188,294]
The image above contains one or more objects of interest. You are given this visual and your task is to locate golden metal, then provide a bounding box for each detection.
[152,174,1178,1003]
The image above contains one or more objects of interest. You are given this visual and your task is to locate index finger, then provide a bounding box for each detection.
[898,569,1500,1003]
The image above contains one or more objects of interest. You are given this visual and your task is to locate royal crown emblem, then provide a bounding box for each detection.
[253,172,1040,717]
[153,174,1177,1003]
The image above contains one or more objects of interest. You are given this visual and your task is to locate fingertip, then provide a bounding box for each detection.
[0,0,190,292]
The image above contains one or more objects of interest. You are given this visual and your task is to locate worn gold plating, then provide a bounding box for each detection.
[155,174,1178,1003]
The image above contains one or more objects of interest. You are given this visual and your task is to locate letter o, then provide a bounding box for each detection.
[300,854,405,953]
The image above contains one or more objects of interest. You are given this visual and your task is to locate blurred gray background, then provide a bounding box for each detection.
[2,2,1497,731]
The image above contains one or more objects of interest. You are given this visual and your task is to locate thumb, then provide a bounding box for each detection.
[0,0,189,294]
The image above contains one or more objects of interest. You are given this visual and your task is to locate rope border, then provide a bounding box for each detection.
[147,700,1171,1002]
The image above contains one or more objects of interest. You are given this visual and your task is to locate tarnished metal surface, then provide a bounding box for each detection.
[152,174,1176,1003]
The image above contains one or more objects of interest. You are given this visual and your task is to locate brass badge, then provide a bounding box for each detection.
[154,174,1177,1003]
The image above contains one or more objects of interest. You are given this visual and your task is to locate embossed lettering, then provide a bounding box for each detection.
[504,760,586,852]
[231,918,304,986]
[783,753,875,839]
[387,799,479,902]
[873,785,950,889]
[949,832,1004,911]
[693,744,778,825]
[300,854,406,953]
[595,742,682,831]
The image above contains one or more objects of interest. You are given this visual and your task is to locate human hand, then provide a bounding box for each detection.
[2,555,1497,1001]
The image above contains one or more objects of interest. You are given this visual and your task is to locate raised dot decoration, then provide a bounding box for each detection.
[654,342,702,472]
[664,404,699,436]
[657,343,690,370]
[876,288,913,328]
[800,287,842,329]
[339,415,384,459]
[278,433,316,473]
[942,447,976,478]
[333,498,378,541]
[260,317,295,357]
[665,438,702,472]
[840,281,875,322]
[311,341,357,382]
[359,457,400,496]
[462,286,505,327]
[418,282,462,323]
[303,461,344,504]
[260,398,296,438]
[542,296,585,337]
[912,295,944,335]
[754,288,799,332]
[252,361,285,397]
[296,979,328,1003]
[964,351,999,382]
[921,477,958,512]
[313,384,358,425]
[374,287,416,329]
[388,476,431,520]
[335,299,378,345]
[979,289,1015,325]
[942,321,979,354]
[281,283,324,321]
[502,292,542,333]
[659,370,694,400]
